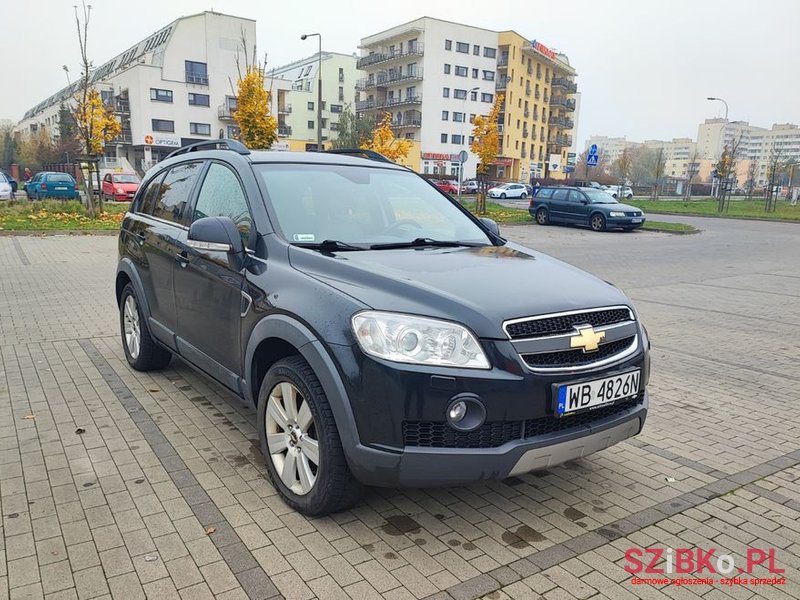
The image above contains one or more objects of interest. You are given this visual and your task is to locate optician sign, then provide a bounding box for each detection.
[421,152,458,162]
[530,39,556,60]
[143,134,181,148]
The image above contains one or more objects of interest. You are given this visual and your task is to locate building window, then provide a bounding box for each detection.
[453,112,464,122]
[455,66,467,77]
[483,70,495,81]
[151,119,174,132]
[470,90,478,101]
[338,67,344,82]
[469,113,476,124]
[308,121,315,129]
[481,92,493,103]
[469,135,475,145]
[472,68,479,79]
[456,42,469,53]
[189,122,211,136]
[441,133,448,143]
[454,89,467,99]
[188,93,210,106]
[405,133,414,139]
[484,47,497,58]
[444,64,451,74]
[330,104,343,113]
[308,101,314,110]
[451,134,463,144]
[185,60,208,85]
[445,39,452,51]
[473,44,480,55]
[443,87,450,98]
[330,122,340,131]
[150,88,173,103]
[442,111,449,121]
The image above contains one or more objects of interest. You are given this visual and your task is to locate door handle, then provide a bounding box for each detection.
[175,250,188,267]
[135,231,146,245]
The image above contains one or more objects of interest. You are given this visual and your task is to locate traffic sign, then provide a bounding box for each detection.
[586,154,598,167]
[458,150,469,163]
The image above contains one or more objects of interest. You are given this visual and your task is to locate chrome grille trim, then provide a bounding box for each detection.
[520,335,639,373]
[503,305,635,341]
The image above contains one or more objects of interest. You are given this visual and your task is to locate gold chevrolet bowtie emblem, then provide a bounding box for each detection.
[570,325,605,353]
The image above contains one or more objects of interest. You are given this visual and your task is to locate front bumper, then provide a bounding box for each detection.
[607,216,645,228]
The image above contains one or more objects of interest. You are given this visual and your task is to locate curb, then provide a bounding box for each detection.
[635,210,799,224]
[641,225,701,235]
[0,229,118,236]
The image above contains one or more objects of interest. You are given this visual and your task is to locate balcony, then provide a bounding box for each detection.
[524,109,530,118]
[525,86,531,97]
[278,104,292,114]
[496,76,510,91]
[550,97,576,111]
[278,125,292,137]
[356,67,424,90]
[356,94,423,112]
[218,105,237,121]
[527,65,533,75]
[535,91,540,100]
[497,56,509,67]
[521,147,527,158]
[108,134,132,145]
[392,119,421,128]
[356,43,424,69]
[522,128,529,139]
[548,116,575,129]
[551,77,578,93]
[547,134,573,149]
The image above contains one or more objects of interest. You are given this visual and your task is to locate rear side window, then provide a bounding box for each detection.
[551,189,569,200]
[192,163,253,246]
[137,172,167,215]
[536,188,554,198]
[567,190,585,202]
[152,162,202,224]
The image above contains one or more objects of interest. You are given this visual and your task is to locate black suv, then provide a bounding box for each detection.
[116,140,651,515]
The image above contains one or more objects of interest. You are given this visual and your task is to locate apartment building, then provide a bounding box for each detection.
[356,17,578,181]
[16,11,290,172]
[268,52,361,149]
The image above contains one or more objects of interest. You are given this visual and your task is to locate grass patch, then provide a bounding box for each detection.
[642,220,697,233]
[629,198,799,221]
[465,201,532,224]
[0,200,128,231]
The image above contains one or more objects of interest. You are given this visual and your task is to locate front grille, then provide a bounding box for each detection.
[505,308,632,340]
[522,336,635,369]
[624,211,642,217]
[402,394,644,448]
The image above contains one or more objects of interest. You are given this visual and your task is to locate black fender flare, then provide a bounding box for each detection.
[243,314,364,456]
[116,258,153,323]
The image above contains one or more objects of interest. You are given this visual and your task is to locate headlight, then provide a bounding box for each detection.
[352,311,490,369]
[609,211,625,217]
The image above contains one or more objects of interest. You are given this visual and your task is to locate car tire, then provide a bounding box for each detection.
[590,213,607,232]
[119,283,172,371]
[500,193,506,199]
[626,194,633,200]
[520,192,527,199]
[258,356,363,516]
[535,207,549,225]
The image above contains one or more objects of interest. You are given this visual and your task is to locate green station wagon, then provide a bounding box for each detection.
[530,186,646,231]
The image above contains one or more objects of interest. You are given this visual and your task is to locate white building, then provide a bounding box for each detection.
[357,17,501,179]
[269,52,361,147]
[16,11,291,173]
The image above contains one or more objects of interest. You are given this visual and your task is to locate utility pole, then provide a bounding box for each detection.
[301,33,323,151]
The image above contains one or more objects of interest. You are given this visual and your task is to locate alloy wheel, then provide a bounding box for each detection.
[591,215,605,231]
[265,381,319,496]
[123,295,141,359]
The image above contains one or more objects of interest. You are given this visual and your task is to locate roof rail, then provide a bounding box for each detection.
[165,138,251,160]
[324,148,393,163]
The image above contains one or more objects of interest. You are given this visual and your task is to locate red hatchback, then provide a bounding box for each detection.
[434,179,458,194]
[102,173,141,201]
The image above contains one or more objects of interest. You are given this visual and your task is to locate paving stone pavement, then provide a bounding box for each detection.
[1,216,799,600]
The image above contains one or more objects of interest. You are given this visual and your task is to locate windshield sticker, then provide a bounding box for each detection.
[293,234,316,242]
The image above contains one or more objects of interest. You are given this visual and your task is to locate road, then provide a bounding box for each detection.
[1,217,799,600]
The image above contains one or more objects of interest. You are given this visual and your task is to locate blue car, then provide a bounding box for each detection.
[26,172,80,200]
[530,186,646,231]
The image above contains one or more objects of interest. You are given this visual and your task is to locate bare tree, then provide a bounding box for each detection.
[744,160,756,199]
[764,146,788,212]
[650,147,665,200]
[715,133,743,212]
[684,150,700,199]
[610,148,633,186]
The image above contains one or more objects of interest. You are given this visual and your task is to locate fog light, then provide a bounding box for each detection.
[448,400,467,422]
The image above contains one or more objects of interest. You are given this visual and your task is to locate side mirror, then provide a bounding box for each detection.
[479,217,500,237]
[187,216,245,268]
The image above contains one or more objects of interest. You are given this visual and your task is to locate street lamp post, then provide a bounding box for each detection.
[706,96,728,121]
[707,97,729,200]
[301,33,323,151]
[457,86,480,203]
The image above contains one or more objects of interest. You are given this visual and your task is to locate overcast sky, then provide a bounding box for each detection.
[2,0,797,146]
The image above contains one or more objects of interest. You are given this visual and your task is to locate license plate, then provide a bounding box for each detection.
[55,186,67,190]
[631,218,642,223]
[555,370,640,416]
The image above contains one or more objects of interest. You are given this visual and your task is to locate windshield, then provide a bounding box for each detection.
[0,174,7,183]
[584,189,617,204]
[255,163,491,247]
[114,174,140,183]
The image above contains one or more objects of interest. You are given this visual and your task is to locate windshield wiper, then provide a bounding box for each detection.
[369,238,485,250]
[294,239,366,252]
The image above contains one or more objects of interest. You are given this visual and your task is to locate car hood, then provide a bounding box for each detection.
[113,182,140,191]
[289,242,630,339]
[598,202,640,212]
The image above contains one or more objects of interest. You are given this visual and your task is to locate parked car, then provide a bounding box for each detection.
[434,179,459,194]
[460,180,479,194]
[102,172,141,201]
[572,180,604,190]
[1,170,18,193]
[26,172,80,200]
[0,173,13,200]
[530,186,646,231]
[116,140,650,515]
[487,183,528,199]
[604,184,634,200]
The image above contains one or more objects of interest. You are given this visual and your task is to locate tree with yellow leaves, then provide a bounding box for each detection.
[233,65,278,149]
[470,94,504,214]
[71,1,122,217]
[360,112,413,162]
